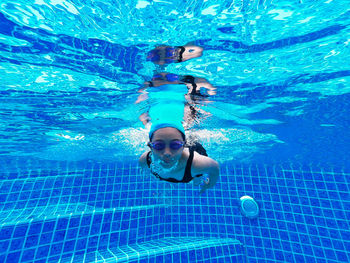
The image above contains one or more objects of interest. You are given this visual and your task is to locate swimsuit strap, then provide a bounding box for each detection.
[146,151,152,167]
[146,150,196,183]
[177,46,186,62]
[182,148,194,182]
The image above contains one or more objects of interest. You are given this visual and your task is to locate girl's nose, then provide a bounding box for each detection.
[163,146,172,155]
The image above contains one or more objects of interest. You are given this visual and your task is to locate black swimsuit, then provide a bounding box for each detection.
[146,143,207,183]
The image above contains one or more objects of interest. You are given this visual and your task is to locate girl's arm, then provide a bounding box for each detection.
[192,153,220,194]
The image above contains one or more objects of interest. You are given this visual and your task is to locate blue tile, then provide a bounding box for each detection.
[15,201,27,209]
[274,250,284,261]
[254,237,263,247]
[75,238,87,251]
[163,253,172,262]
[63,240,76,253]
[39,232,53,245]
[264,248,273,258]
[25,235,39,248]
[10,238,24,251]
[308,226,318,235]
[13,225,28,238]
[53,230,66,242]
[90,222,102,235]
[292,243,302,253]
[337,220,349,231]
[263,238,272,247]
[49,243,63,256]
[21,248,36,262]
[172,224,179,232]
[299,234,310,244]
[272,239,282,249]
[201,247,210,259]
[99,234,109,248]
[0,227,14,240]
[318,227,329,236]
[36,245,50,259]
[6,252,21,263]
[93,213,103,224]
[79,195,88,202]
[324,249,337,260]
[0,240,9,253]
[7,193,19,201]
[337,183,348,191]
[109,232,119,244]
[321,237,333,248]
[56,218,69,230]
[304,255,316,263]
[66,227,78,239]
[281,241,291,251]
[344,240,350,251]
[279,231,289,241]
[101,222,111,233]
[78,226,90,238]
[296,223,307,233]
[121,219,130,230]
[311,236,321,246]
[155,255,164,262]
[0,194,6,202]
[336,251,348,262]
[87,236,98,248]
[294,254,305,262]
[291,204,302,213]
[305,215,315,224]
[81,215,92,226]
[279,187,287,194]
[313,246,325,258]
[246,247,256,256]
[188,250,196,261]
[103,212,113,222]
[180,251,189,262]
[269,229,278,238]
[28,223,42,235]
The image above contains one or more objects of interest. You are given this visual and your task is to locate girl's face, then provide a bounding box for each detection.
[150,127,185,168]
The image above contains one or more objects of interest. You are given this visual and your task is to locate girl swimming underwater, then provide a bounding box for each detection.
[139,122,219,194]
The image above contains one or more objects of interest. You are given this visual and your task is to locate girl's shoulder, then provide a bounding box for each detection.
[139,151,150,168]
[192,152,219,173]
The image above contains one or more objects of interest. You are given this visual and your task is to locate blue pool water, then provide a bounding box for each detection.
[0,0,349,262]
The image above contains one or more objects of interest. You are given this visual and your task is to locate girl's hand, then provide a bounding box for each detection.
[199,177,210,194]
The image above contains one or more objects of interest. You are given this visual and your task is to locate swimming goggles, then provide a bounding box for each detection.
[148,140,185,151]
[151,73,179,82]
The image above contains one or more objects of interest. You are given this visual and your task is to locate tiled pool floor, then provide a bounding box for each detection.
[0,161,349,262]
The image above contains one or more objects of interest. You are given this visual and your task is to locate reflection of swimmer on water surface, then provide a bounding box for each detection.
[136,72,214,128]
[146,72,216,96]
[136,72,216,103]
[139,122,219,194]
[147,44,203,65]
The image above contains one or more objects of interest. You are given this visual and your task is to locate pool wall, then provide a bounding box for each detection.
[0,161,349,262]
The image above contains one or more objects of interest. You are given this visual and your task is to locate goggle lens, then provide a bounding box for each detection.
[170,140,185,150]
